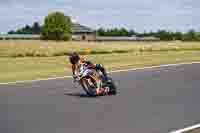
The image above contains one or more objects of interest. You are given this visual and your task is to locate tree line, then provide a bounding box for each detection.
[97,28,200,41]
[8,22,41,35]
[7,11,200,41]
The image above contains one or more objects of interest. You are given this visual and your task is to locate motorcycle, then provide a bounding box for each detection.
[74,65,117,96]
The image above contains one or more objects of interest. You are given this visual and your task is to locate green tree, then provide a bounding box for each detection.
[41,12,72,41]
[97,28,105,36]
[24,25,32,34]
[155,30,173,41]
[32,22,41,34]
[173,32,182,40]
[8,30,15,34]
[182,29,196,41]
[129,30,135,36]
[196,32,200,41]
[119,28,129,36]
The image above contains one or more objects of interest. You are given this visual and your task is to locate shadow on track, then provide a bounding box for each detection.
[64,92,97,98]
[64,91,118,98]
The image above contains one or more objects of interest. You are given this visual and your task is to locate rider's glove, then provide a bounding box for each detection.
[73,74,80,82]
[73,74,77,82]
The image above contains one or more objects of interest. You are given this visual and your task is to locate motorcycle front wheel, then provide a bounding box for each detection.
[80,76,99,96]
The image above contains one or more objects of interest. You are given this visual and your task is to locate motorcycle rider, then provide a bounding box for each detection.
[68,52,109,95]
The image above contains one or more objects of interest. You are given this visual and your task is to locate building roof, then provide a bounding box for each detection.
[72,23,94,33]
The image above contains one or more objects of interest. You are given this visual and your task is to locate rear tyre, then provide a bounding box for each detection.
[106,77,117,95]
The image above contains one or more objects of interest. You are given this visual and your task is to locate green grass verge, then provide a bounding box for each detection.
[186,128,200,133]
[1,51,200,83]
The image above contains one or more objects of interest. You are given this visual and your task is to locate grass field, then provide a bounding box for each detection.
[0,40,200,82]
[186,128,200,133]
[1,50,200,82]
[0,40,200,57]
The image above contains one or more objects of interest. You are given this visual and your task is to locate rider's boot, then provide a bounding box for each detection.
[96,88,105,95]
[96,81,109,95]
[96,87,110,96]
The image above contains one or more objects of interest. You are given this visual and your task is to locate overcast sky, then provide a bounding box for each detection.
[0,0,199,33]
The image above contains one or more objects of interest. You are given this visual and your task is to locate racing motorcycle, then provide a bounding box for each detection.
[74,65,117,96]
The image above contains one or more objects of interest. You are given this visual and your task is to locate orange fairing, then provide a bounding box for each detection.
[79,57,86,65]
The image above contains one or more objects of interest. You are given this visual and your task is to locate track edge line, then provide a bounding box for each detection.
[170,123,200,133]
[1,61,200,85]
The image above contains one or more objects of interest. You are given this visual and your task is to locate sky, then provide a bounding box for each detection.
[0,0,199,33]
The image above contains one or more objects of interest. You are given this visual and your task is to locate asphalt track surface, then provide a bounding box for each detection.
[1,63,200,133]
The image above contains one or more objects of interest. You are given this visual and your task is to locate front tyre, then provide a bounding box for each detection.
[80,76,98,96]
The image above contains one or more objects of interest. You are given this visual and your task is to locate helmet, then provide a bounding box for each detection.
[69,52,80,64]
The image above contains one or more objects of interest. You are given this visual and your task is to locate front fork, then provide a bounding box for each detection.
[89,75,102,89]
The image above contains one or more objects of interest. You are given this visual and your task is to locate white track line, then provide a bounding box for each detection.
[0,62,200,85]
[170,123,200,133]
[109,62,200,73]
[0,76,72,85]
